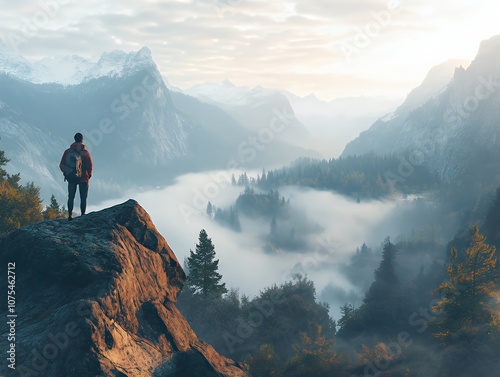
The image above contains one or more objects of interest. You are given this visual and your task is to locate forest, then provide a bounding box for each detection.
[254,154,438,199]
[178,208,500,376]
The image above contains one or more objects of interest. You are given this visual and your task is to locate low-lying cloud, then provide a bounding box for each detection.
[92,170,438,319]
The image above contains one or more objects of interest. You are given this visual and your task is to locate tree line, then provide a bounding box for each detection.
[232,154,438,200]
[0,144,66,233]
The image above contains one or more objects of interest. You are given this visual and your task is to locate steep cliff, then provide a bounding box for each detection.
[0,200,248,377]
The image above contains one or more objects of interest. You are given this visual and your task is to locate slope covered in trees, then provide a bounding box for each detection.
[256,154,438,199]
[0,146,43,233]
[179,194,500,376]
[0,145,67,233]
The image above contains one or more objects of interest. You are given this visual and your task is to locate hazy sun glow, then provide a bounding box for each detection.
[1,1,499,100]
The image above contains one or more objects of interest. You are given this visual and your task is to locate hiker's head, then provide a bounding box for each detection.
[74,133,83,143]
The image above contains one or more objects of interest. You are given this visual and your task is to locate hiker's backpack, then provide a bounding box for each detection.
[65,150,82,182]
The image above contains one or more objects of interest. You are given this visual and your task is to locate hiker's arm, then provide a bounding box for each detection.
[59,150,68,173]
[88,152,93,178]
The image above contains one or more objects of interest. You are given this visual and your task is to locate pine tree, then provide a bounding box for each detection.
[337,303,360,336]
[186,229,227,298]
[206,201,214,218]
[360,243,369,254]
[21,182,44,225]
[270,216,278,236]
[42,195,64,220]
[228,206,241,231]
[0,148,8,181]
[434,226,498,339]
[360,237,401,334]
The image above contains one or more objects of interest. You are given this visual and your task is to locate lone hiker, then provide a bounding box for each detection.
[59,133,93,220]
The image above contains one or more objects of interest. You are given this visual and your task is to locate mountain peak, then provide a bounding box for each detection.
[0,200,247,377]
[304,93,319,101]
[222,79,236,87]
[0,46,157,85]
[396,58,470,114]
[467,34,500,76]
[83,46,156,82]
[477,34,500,59]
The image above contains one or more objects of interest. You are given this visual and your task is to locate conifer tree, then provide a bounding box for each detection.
[0,148,8,181]
[206,201,214,218]
[186,229,227,298]
[43,195,67,220]
[270,216,278,236]
[360,237,401,334]
[434,226,498,339]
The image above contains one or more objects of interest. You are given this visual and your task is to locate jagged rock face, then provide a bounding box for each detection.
[0,200,247,377]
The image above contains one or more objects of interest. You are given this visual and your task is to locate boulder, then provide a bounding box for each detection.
[0,199,248,377]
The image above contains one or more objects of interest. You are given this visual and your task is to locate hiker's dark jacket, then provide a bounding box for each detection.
[59,142,93,183]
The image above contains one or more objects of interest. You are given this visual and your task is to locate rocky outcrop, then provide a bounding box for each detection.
[0,200,248,377]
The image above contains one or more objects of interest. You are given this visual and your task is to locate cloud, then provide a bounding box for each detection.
[2,0,500,99]
[89,170,406,318]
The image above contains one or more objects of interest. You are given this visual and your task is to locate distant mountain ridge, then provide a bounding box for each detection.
[0,55,190,200]
[183,81,313,149]
[283,91,400,158]
[183,80,401,159]
[0,46,317,202]
[342,35,500,186]
[0,42,156,85]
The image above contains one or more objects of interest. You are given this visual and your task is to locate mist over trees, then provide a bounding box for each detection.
[206,186,322,252]
[178,196,500,376]
[256,154,438,199]
[176,133,500,375]
[207,201,241,232]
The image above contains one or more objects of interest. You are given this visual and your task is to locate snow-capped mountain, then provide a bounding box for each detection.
[0,42,156,85]
[0,46,319,202]
[342,35,500,185]
[0,46,191,201]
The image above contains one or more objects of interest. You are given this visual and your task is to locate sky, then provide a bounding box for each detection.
[1,0,500,100]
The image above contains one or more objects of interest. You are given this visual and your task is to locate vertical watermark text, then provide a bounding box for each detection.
[7,262,17,371]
